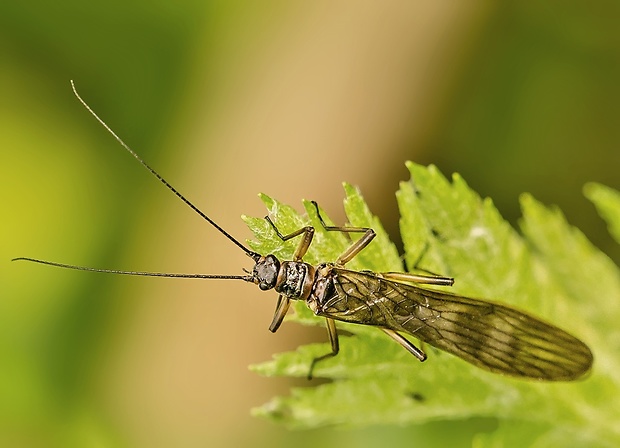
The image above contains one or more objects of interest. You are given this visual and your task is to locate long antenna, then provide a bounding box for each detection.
[70,80,259,260]
[12,257,254,281]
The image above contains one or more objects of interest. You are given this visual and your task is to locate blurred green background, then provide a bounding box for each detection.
[2,1,619,447]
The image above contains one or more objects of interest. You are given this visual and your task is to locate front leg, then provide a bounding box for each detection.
[269,294,291,332]
[265,216,315,261]
[310,201,376,266]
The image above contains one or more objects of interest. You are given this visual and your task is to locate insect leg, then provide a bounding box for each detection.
[269,294,290,332]
[264,216,315,261]
[310,201,375,265]
[381,328,427,362]
[308,318,339,380]
[382,271,454,286]
[407,240,453,279]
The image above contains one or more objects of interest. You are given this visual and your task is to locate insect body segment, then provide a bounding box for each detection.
[15,82,593,383]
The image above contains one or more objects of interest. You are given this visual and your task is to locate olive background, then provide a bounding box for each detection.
[2,2,619,447]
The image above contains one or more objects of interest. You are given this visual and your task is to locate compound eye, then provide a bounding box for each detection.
[259,281,272,291]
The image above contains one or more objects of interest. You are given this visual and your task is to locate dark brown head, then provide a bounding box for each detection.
[252,254,280,291]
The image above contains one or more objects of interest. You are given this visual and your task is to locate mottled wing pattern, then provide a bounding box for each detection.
[316,268,593,380]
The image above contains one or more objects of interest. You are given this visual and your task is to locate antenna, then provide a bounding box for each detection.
[12,257,254,282]
[70,80,259,261]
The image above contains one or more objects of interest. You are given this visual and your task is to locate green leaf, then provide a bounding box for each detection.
[244,163,620,446]
[584,182,620,244]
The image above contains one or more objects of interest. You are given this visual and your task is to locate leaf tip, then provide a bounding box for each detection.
[342,182,357,196]
[258,193,275,208]
[583,182,616,203]
[583,182,598,197]
[251,398,292,423]
[519,192,535,206]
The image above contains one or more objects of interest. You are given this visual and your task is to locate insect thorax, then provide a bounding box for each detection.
[274,261,316,300]
[306,263,337,315]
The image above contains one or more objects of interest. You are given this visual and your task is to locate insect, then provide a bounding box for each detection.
[15,82,593,381]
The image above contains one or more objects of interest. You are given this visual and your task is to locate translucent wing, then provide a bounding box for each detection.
[315,268,593,380]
